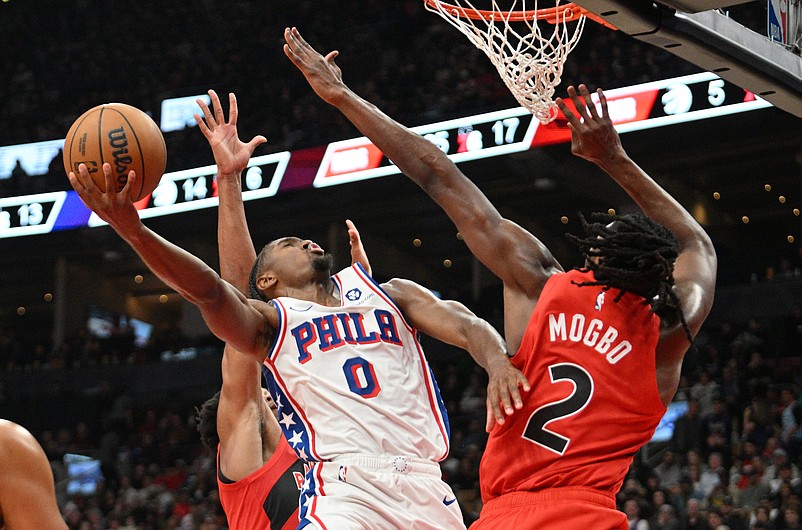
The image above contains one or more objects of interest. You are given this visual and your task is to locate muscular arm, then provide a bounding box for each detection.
[0,420,68,530]
[283,27,561,298]
[383,279,529,430]
[217,345,282,481]
[68,163,275,360]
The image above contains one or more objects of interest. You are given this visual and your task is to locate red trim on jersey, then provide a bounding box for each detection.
[307,465,329,529]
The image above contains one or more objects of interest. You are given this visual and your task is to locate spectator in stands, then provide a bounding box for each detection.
[655,450,682,492]
[779,386,802,461]
[625,497,651,530]
[682,498,710,530]
[653,503,681,530]
[703,398,733,460]
[700,452,726,498]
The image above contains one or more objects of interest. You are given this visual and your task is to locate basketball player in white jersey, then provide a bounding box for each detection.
[68,103,529,529]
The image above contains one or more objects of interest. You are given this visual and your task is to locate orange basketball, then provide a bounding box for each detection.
[63,103,167,202]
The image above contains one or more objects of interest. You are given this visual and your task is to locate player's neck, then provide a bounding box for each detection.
[286,279,340,306]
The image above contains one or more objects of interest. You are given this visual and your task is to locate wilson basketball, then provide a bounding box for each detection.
[63,103,167,201]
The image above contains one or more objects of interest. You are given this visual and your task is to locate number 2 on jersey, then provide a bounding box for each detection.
[523,363,593,455]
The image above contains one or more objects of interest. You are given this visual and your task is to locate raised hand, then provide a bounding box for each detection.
[283,27,346,105]
[346,219,372,276]
[194,90,266,177]
[555,84,625,167]
[68,163,141,232]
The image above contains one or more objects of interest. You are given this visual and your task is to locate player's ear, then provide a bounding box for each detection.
[257,273,277,292]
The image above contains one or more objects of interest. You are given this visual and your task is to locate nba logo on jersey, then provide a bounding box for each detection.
[595,291,605,311]
[338,465,348,483]
[345,288,362,302]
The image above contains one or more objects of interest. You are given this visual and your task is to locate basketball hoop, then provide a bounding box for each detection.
[423,0,615,123]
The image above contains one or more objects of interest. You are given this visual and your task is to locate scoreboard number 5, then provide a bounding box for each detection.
[522,363,593,455]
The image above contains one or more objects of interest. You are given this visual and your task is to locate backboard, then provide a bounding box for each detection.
[570,0,802,118]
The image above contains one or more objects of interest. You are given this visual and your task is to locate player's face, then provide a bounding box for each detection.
[269,237,334,275]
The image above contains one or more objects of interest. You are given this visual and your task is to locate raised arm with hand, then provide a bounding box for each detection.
[383,279,529,431]
[283,27,560,352]
[195,90,266,293]
[68,163,274,360]
[555,85,717,401]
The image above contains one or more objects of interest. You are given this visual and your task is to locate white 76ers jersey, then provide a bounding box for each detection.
[262,263,451,463]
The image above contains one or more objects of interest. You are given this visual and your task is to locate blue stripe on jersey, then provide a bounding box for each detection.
[428,363,451,440]
[262,366,316,462]
[298,464,319,524]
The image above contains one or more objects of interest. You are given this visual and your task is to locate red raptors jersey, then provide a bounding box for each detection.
[217,436,306,530]
[480,269,665,501]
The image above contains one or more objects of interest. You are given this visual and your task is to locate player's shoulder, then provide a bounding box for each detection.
[0,420,46,471]
[0,419,37,450]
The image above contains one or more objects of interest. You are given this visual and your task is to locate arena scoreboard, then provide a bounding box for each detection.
[0,72,772,239]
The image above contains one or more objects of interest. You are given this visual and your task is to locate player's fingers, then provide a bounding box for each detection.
[555,97,579,127]
[67,170,88,196]
[193,114,212,139]
[498,386,515,417]
[210,90,225,125]
[568,85,589,122]
[485,399,498,432]
[198,97,216,130]
[579,84,598,120]
[247,135,267,151]
[345,219,359,239]
[507,380,525,410]
[121,170,136,201]
[325,50,339,64]
[102,163,117,195]
[228,93,238,126]
[597,88,610,120]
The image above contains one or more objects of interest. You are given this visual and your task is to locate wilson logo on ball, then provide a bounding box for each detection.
[108,126,133,191]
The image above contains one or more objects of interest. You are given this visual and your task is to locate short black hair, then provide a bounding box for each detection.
[196,391,221,449]
[566,212,693,345]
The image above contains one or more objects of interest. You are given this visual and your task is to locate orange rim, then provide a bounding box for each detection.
[423,0,618,29]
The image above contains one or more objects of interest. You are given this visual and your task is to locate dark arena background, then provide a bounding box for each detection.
[1,1,801,528]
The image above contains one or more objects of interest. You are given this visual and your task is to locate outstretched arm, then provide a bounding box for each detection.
[68,163,274,359]
[555,86,717,361]
[195,90,266,294]
[283,27,561,298]
[383,279,530,432]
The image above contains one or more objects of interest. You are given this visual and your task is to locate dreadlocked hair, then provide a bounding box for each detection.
[565,212,694,346]
[196,391,221,449]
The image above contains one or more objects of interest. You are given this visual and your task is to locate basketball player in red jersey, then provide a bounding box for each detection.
[0,419,68,530]
[192,90,373,529]
[283,27,717,529]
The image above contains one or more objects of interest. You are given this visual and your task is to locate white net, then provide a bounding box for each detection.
[424,0,586,123]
